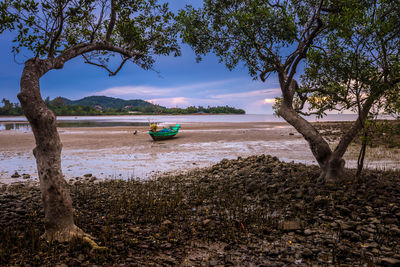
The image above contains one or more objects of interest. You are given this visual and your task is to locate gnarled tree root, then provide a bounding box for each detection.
[43,225,107,252]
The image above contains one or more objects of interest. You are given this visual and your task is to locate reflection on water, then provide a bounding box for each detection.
[0,113,396,132]
[0,121,151,131]
[0,123,31,131]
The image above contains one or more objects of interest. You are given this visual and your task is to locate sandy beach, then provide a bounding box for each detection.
[1,121,399,184]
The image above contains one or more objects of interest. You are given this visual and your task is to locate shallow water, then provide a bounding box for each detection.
[0,114,383,132]
[1,138,398,184]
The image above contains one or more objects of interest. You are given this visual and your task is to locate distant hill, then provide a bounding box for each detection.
[53,96,161,109]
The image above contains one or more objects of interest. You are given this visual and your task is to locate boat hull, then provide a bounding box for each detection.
[150,133,178,141]
[148,124,180,141]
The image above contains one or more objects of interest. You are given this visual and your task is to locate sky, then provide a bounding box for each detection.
[0,1,283,114]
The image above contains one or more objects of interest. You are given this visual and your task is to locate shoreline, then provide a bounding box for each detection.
[1,121,399,185]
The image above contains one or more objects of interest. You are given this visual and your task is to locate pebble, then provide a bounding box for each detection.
[11,172,20,178]
[380,257,400,267]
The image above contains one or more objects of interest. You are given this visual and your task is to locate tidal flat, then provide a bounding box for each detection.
[1,121,399,184]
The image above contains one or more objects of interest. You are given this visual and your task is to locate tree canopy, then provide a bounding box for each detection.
[300,0,400,118]
[0,0,180,73]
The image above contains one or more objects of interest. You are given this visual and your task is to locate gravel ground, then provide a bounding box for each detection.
[1,154,399,266]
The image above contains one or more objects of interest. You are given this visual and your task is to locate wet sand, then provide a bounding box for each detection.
[0,122,398,183]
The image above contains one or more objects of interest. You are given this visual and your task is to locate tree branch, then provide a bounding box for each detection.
[48,1,65,58]
[333,88,383,158]
[90,3,105,43]
[105,0,116,42]
[82,54,131,76]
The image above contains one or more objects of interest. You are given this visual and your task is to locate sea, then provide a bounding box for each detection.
[0,114,395,131]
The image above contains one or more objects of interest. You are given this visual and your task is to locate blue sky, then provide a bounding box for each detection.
[0,1,283,114]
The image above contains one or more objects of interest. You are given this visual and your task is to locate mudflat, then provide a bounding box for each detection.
[0,121,398,183]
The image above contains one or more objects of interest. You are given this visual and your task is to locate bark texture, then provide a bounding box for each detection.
[18,59,83,242]
[278,79,346,182]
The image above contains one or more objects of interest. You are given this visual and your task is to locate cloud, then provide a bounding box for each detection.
[92,85,173,97]
[210,88,281,99]
[148,97,222,108]
[92,79,238,98]
[263,98,276,104]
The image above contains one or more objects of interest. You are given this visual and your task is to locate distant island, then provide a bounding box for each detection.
[0,96,245,116]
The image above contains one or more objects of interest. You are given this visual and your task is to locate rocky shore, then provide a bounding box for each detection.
[1,155,400,266]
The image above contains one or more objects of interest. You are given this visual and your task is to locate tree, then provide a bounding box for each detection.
[298,0,400,176]
[2,98,13,112]
[178,0,400,181]
[0,0,180,242]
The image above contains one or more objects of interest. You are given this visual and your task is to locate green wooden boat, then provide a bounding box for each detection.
[149,124,180,141]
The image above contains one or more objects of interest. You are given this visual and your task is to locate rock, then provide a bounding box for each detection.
[128,226,140,233]
[11,172,20,178]
[389,225,400,235]
[22,174,31,179]
[289,133,294,135]
[361,242,378,249]
[384,217,398,225]
[303,229,314,236]
[338,220,357,231]
[161,219,172,226]
[336,205,352,216]
[341,230,361,242]
[77,254,85,261]
[83,173,92,178]
[202,219,212,225]
[380,257,400,267]
[314,195,329,207]
[246,181,258,193]
[301,248,313,258]
[370,217,381,224]
[280,220,301,231]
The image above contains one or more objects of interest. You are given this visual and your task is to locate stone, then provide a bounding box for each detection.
[304,229,314,236]
[301,248,313,258]
[246,181,259,193]
[370,218,381,224]
[11,172,20,178]
[161,219,172,226]
[202,219,212,225]
[341,230,361,242]
[314,195,329,207]
[338,220,357,231]
[389,225,400,235]
[280,220,301,231]
[384,217,398,225]
[128,226,140,233]
[336,205,352,216]
[83,173,92,178]
[22,174,31,179]
[380,257,400,267]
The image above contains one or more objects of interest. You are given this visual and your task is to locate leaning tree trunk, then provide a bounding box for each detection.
[278,80,345,182]
[17,59,84,242]
[278,102,346,181]
[278,78,376,182]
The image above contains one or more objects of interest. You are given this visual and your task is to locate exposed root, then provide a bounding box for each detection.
[81,236,107,252]
[43,225,107,252]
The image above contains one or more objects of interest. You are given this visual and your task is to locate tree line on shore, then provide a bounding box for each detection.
[0,97,245,115]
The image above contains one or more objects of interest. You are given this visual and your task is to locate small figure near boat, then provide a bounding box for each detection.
[149,124,180,141]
